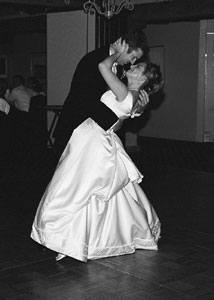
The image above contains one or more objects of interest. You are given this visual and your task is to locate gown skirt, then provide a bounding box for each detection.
[31,118,161,262]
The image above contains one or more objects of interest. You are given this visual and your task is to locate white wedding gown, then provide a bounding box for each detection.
[31,90,161,262]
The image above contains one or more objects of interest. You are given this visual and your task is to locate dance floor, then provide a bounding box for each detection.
[0,139,214,300]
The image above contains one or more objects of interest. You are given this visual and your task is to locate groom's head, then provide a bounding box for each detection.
[116,29,149,66]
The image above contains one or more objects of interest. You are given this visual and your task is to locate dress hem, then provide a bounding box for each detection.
[31,222,161,262]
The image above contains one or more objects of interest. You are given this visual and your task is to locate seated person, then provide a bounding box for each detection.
[0,78,48,176]
[7,74,34,112]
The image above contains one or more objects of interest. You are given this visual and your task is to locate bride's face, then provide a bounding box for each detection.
[126,62,147,85]
[126,63,146,76]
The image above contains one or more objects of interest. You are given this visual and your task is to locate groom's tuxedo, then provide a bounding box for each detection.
[52,46,119,161]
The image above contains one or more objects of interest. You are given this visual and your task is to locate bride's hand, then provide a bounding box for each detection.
[113,38,129,54]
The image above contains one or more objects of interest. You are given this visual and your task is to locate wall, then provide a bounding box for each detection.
[47,11,95,106]
[139,22,200,141]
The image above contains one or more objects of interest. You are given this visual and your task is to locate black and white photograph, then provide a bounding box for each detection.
[0,1,214,300]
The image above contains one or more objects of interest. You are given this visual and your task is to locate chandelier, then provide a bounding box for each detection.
[64,0,134,19]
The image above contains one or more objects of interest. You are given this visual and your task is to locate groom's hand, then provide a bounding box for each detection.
[113,38,129,54]
[131,90,149,118]
[139,90,149,109]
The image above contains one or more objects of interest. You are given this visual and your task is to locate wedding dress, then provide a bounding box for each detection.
[31,90,161,262]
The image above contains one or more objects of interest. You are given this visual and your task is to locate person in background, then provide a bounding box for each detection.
[7,74,33,112]
[0,78,10,115]
[0,77,47,181]
[0,79,12,180]
[0,78,21,179]
[28,76,48,149]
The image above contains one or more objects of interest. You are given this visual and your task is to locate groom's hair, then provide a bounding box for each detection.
[121,29,149,57]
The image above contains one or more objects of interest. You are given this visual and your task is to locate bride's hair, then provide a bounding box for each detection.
[141,61,164,95]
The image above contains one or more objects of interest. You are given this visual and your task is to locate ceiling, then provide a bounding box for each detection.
[1,0,214,32]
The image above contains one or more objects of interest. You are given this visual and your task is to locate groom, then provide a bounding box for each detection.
[52,29,149,165]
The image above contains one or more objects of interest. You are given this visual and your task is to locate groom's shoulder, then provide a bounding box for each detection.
[82,45,109,61]
[74,45,109,71]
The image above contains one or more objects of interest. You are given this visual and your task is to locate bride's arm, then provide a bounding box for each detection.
[98,41,129,103]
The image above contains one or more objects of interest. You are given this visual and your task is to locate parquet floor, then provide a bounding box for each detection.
[0,142,214,300]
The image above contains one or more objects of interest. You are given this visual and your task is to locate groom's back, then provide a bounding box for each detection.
[52,46,112,159]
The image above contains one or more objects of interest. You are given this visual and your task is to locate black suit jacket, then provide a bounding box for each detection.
[52,46,118,159]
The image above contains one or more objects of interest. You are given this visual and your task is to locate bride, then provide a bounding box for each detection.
[31,40,163,262]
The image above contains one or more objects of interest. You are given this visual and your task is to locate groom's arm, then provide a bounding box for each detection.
[89,101,118,130]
